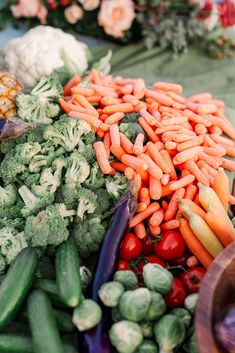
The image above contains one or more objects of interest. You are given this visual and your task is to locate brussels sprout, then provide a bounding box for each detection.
[184,293,198,314]
[154,314,185,353]
[109,320,143,353]
[80,265,92,290]
[143,264,173,295]
[98,281,124,307]
[139,321,154,338]
[114,270,138,290]
[135,339,158,353]
[119,288,151,322]
[189,333,198,353]
[112,306,123,322]
[170,308,191,328]
[145,291,166,321]
[72,299,102,331]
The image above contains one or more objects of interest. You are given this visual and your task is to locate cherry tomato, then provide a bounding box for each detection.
[142,236,154,255]
[154,230,186,261]
[181,267,206,293]
[120,233,142,261]
[117,260,130,271]
[137,255,166,273]
[164,277,187,308]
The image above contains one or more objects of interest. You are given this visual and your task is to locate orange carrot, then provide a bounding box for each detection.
[189,92,212,102]
[134,79,146,99]
[165,141,178,150]
[161,116,188,126]
[134,222,147,239]
[91,69,103,85]
[161,174,170,186]
[179,199,206,220]
[120,133,134,154]
[133,133,145,155]
[177,135,204,152]
[203,146,226,157]
[167,91,186,104]
[199,152,222,169]
[68,111,100,129]
[147,143,169,174]
[101,96,121,106]
[161,219,180,230]
[109,124,120,147]
[197,103,217,115]
[103,103,133,114]
[169,174,195,191]
[63,75,81,96]
[133,174,142,199]
[124,167,135,180]
[130,202,160,227]
[164,188,185,222]
[173,147,203,165]
[139,154,163,179]
[93,141,112,174]
[140,109,161,127]
[156,125,183,134]
[185,184,197,200]
[97,128,105,138]
[213,167,229,211]
[149,208,164,226]
[197,160,217,176]
[211,134,234,147]
[222,158,235,171]
[137,202,147,212]
[229,194,235,205]
[59,99,99,118]
[138,117,159,143]
[73,93,97,111]
[148,223,161,237]
[110,162,127,172]
[183,109,211,127]
[121,154,148,172]
[103,132,111,157]
[110,145,125,160]
[209,126,222,135]
[121,84,133,95]
[122,95,139,106]
[71,86,95,96]
[179,218,213,269]
[139,188,150,205]
[105,112,125,125]
[149,176,162,200]
[194,124,208,135]
[153,81,183,94]
[160,149,177,179]
[184,160,209,186]
[162,200,169,211]
[205,208,235,246]
[145,89,173,106]
[86,95,102,103]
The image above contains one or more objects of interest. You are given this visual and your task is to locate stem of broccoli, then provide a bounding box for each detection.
[18,185,39,207]
[58,204,76,218]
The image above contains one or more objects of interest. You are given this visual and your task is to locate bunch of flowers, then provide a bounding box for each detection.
[1,0,235,57]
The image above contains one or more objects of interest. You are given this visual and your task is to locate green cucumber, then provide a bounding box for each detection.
[27,290,63,353]
[53,309,75,333]
[0,247,38,330]
[56,238,82,307]
[34,279,65,307]
[0,334,33,353]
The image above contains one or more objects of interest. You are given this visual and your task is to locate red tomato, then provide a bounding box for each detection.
[120,233,142,261]
[117,260,130,271]
[137,255,166,273]
[181,267,206,293]
[164,277,187,308]
[142,236,154,255]
[154,230,186,261]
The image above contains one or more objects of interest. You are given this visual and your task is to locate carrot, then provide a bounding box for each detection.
[161,219,180,230]
[145,89,173,106]
[101,96,121,106]
[124,167,135,180]
[110,145,125,160]
[140,109,161,127]
[91,69,103,85]
[93,141,112,174]
[194,124,208,135]
[134,222,147,239]
[153,81,183,94]
[121,84,133,95]
[99,123,110,132]
[68,111,100,129]
[103,132,111,157]
[134,79,145,99]
[161,174,170,186]
[183,109,211,127]
[229,194,235,205]
[209,126,222,135]
[63,75,81,96]
[189,92,212,102]
[161,116,188,126]
[181,169,190,178]
[105,112,125,125]
[146,143,169,174]
[122,95,139,106]
[110,162,127,173]
[177,135,204,152]
[97,128,105,138]
[165,141,177,150]
[149,208,164,226]
[71,86,95,96]
[156,125,183,134]
[161,184,174,197]
[160,149,177,179]
[149,176,162,200]
[179,218,213,269]
[167,91,186,104]
[173,147,203,165]
[139,188,150,205]
[222,158,235,171]
[139,154,163,179]
[164,188,185,222]
[103,103,133,114]
[172,102,186,110]
[173,134,195,143]
[120,133,134,154]
[205,208,235,246]
[179,199,206,220]
[137,202,147,212]
[133,133,145,155]
[109,124,120,147]
[121,154,148,172]
[184,160,209,186]
[86,95,102,103]
[73,94,97,111]
[59,99,99,118]
[203,146,226,157]
[133,174,142,199]
[197,103,217,115]
[197,160,217,177]
[129,202,160,228]
[148,224,161,237]
[185,184,197,200]
[169,174,195,191]
[222,145,235,158]
[162,200,168,211]
[138,117,159,143]
[213,167,229,211]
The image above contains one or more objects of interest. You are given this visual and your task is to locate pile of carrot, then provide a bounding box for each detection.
[61,69,235,269]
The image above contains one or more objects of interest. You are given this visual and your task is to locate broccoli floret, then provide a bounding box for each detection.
[0,197,24,220]
[18,171,40,188]
[0,140,16,154]
[83,162,105,189]
[43,115,91,152]
[18,185,54,217]
[0,217,25,231]
[81,130,96,146]
[36,158,66,195]
[29,146,65,173]
[119,113,146,144]
[65,150,90,185]
[24,203,76,248]
[93,188,111,215]
[121,113,141,124]
[79,144,96,165]
[0,151,26,184]
[0,184,17,207]
[105,172,127,200]
[56,184,79,209]
[0,227,28,266]
[71,216,106,259]
[76,187,97,222]
[16,76,63,124]
[0,255,6,274]
[15,142,42,164]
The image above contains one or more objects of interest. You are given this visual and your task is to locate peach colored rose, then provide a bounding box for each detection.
[78,0,100,11]
[98,0,135,38]
[11,0,48,24]
[64,4,84,24]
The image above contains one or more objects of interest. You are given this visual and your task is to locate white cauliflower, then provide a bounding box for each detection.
[3,26,89,88]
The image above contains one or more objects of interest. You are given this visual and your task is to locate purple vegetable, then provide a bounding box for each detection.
[215,305,235,352]
[0,117,36,143]
[83,187,136,353]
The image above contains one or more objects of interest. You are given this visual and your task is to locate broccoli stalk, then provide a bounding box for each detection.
[76,187,97,221]
[18,185,54,217]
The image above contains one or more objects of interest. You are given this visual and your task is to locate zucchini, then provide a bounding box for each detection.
[0,247,38,330]
[56,238,82,307]
[0,334,33,353]
[53,309,75,333]
[34,279,65,307]
[27,290,63,353]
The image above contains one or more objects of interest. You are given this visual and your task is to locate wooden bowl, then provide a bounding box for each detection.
[196,241,235,353]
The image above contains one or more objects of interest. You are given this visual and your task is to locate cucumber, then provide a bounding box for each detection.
[53,309,75,333]
[0,334,33,353]
[34,279,65,307]
[56,238,82,307]
[27,290,63,353]
[0,247,38,330]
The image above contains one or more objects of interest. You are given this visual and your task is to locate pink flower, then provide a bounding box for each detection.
[64,4,84,24]
[11,0,48,24]
[78,0,100,11]
[98,0,135,38]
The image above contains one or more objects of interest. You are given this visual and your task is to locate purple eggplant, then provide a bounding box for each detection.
[83,187,136,353]
[0,117,36,143]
